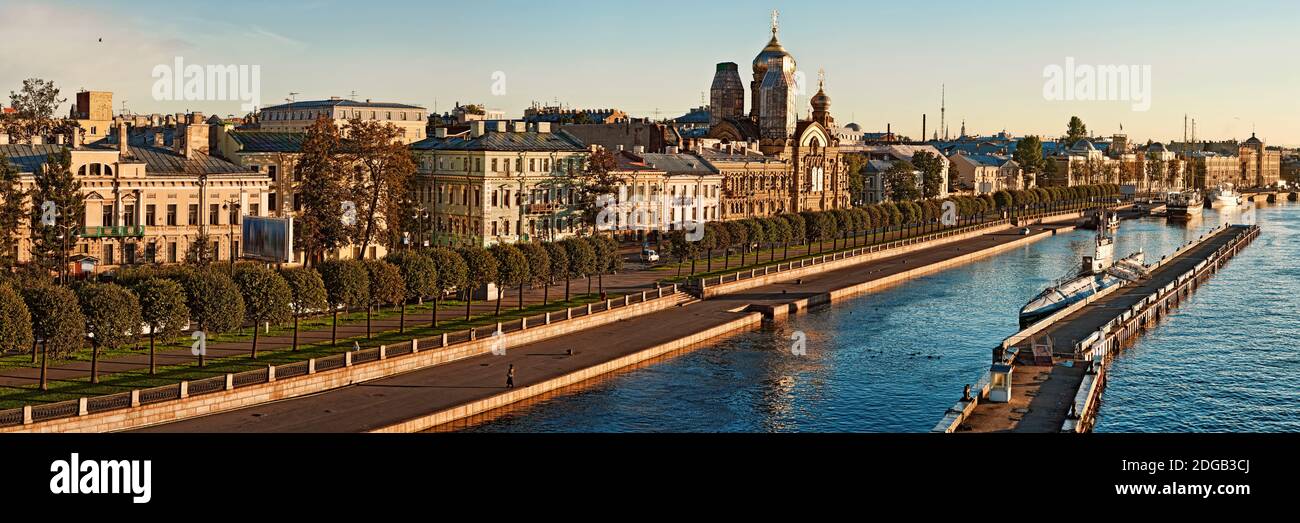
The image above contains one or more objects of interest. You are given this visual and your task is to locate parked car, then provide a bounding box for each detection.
[640,249,660,262]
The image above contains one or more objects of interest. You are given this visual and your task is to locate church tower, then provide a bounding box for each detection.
[709,62,745,127]
[759,54,796,143]
[811,70,833,129]
[751,9,794,124]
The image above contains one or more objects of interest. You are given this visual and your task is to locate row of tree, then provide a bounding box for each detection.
[661,184,1121,276]
[0,233,628,386]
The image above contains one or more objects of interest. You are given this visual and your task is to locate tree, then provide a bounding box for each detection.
[316,259,368,347]
[385,251,437,332]
[0,154,27,268]
[912,151,946,199]
[296,117,352,265]
[764,216,791,262]
[844,153,868,204]
[705,222,730,272]
[540,241,567,304]
[0,283,33,359]
[282,267,327,350]
[28,148,84,282]
[77,282,142,384]
[488,243,529,315]
[742,219,766,262]
[561,238,594,300]
[1065,116,1088,146]
[1042,156,1061,186]
[725,221,749,266]
[8,78,65,120]
[573,149,625,229]
[22,284,83,389]
[782,213,805,260]
[1013,136,1045,179]
[884,160,920,201]
[517,242,550,308]
[233,265,292,358]
[427,247,467,328]
[362,259,404,338]
[665,228,699,276]
[178,268,244,365]
[458,246,498,321]
[344,119,416,258]
[134,278,188,374]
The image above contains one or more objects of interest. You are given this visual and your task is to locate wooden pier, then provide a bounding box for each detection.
[934,224,1260,433]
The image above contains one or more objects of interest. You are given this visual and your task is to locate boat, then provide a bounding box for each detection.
[1080,209,1120,231]
[1018,230,1146,329]
[1166,190,1204,220]
[1208,184,1242,208]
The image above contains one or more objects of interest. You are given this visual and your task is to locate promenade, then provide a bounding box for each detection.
[137,221,1072,432]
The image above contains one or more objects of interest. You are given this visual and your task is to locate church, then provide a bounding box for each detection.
[705,11,850,220]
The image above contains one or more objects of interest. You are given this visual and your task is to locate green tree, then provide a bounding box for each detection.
[561,237,594,300]
[316,259,368,346]
[844,153,868,204]
[8,78,65,120]
[586,236,620,293]
[178,268,244,365]
[362,259,404,338]
[743,219,766,262]
[427,247,467,328]
[725,221,750,266]
[134,278,188,374]
[28,148,84,282]
[296,117,352,265]
[1065,116,1088,146]
[0,283,34,359]
[385,251,437,332]
[665,228,699,276]
[489,243,529,315]
[884,160,920,201]
[233,265,292,358]
[912,151,946,199]
[1014,135,1045,180]
[540,241,567,304]
[517,242,550,307]
[573,149,625,229]
[22,284,83,389]
[764,216,792,262]
[77,282,142,384]
[282,267,327,350]
[458,246,498,321]
[0,154,27,268]
[782,213,805,260]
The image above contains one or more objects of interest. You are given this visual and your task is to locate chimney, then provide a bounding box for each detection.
[536,122,551,133]
[512,121,527,133]
[493,121,508,132]
[616,144,624,152]
[666,145,679,154]
[55,134,65,145]
[154,131,165,147]
[633,145,645,154]
[435,127,448,138]
[31,136,43,145]
[117,122,129,156]
[0,133,8,145]
[470,121,486,138]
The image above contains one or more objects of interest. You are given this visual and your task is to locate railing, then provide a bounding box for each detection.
[80,225,147,238]
[0,283,683,430]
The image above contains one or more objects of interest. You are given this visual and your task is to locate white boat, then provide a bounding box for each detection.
[1209,184,1242,208]
[1166,190,1204,220]
[1018,230,1145,329]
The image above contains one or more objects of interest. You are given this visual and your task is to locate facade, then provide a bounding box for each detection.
[411,121,588,248]
[603,149,722,239]
[1240,134,1282,188]
[949,153,1023,194]
[523,106,628,125]
[703,12,851,219]
[557,122,682,155]
[69,91,114,142]
[844,144,951,202]
[2,122,272,273]
[257,98,427,144]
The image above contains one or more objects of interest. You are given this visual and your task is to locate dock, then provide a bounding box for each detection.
[935,224,1260,433]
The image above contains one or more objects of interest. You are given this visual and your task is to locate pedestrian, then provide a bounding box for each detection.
[506,364,515,389]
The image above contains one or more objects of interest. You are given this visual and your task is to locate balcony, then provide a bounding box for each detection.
[80,225,146,238]
[526,202,562,214]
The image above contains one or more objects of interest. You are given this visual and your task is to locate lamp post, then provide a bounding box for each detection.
[410,209,430,249]
[221,197,241,275]
[54,223,79,286]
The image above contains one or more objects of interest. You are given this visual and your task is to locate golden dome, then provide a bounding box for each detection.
[753,35,794,76]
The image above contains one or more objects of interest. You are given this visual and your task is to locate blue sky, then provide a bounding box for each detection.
[3,0,1297,145]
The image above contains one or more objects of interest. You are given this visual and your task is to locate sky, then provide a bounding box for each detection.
[2,0,1297,146]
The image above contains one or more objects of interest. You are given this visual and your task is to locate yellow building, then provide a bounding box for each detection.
[257,98,427,144]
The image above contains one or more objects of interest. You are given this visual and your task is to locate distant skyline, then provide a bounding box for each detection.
[2,0,1297,146]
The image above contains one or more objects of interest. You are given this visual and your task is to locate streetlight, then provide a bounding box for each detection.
[410,209,430,249]
[221,197,241,275]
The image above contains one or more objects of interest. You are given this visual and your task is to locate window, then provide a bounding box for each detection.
[188,204,199,226]
[268,165,278,182]
[145,205,155,226]
[249,203,259,217]
[125,243,137,264]
[166,204,177,226]
[145,243,157,263]
[491,158,498,172]
[168,242,177,263]
[210,203,220,225]
[229,205,239,225]
[101,206,113,227]
[268,193,277,214]
[529,158,536,172]
[104,244,114,265]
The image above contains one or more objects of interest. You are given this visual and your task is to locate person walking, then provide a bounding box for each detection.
[506,364,515,389]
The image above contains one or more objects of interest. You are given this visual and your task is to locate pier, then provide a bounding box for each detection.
[935,224,1260,433]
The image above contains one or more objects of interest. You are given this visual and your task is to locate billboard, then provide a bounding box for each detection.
[241,216,293,263]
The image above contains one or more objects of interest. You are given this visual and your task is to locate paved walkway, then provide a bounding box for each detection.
[136,223,1066,432]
